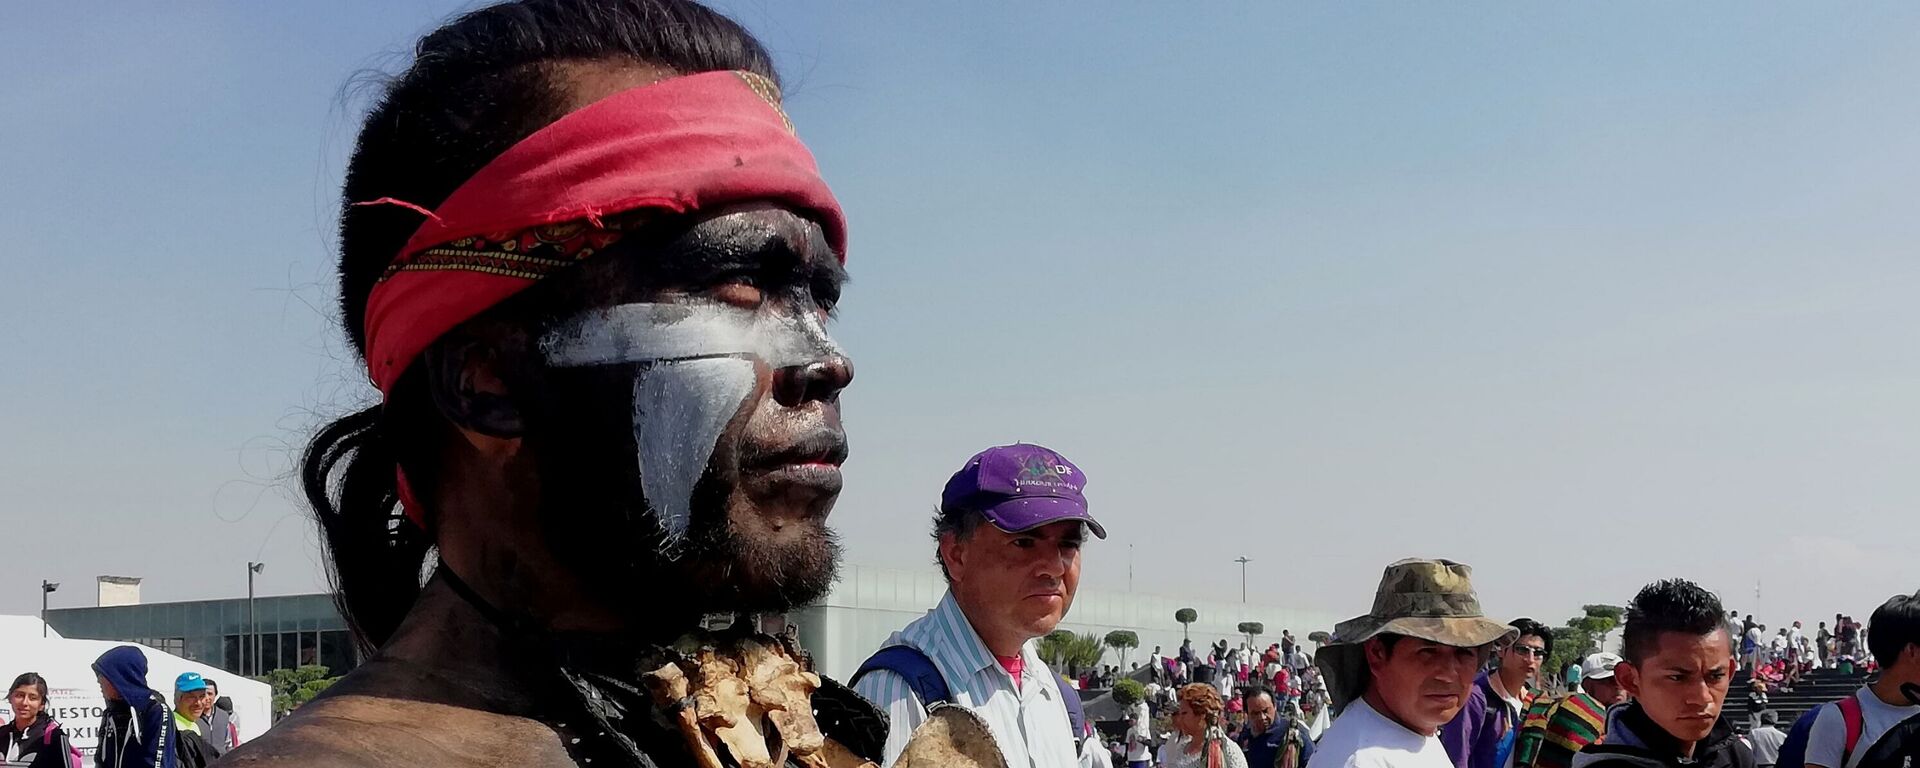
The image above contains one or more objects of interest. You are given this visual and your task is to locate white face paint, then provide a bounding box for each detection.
[539,301,844,544]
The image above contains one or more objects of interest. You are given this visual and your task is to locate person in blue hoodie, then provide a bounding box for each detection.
[92,646,175,768]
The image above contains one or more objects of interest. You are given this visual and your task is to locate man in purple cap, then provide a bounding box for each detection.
[850,443,1107,768]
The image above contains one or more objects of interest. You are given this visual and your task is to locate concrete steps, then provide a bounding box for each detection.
[1722,667,1872,734]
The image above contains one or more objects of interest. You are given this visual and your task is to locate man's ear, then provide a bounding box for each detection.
[938,531,966,583]
[1363,637,1391,673]
[1614,660,1641,699]
[424,334,526,440]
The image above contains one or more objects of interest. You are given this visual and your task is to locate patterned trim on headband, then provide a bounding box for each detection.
[733,70,794,134]
[378,212,651,283]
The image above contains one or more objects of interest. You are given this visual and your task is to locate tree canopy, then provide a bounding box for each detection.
[1039,630,1105,677]
[252,664,340,716]
[1545,604,1625,686]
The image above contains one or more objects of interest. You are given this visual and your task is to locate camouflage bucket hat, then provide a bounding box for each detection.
[1314,558,1517,715]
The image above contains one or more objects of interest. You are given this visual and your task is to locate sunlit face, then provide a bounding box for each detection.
[1172,698,1212,738]
[1501,634,1547,683]
[176,689,211,717]
[1615,629,1733,746]
[1584,675,1626,707]
[525,206,853,614]
[943,520,1084,643]
[9,686,43,723]
[1365,636,1488,736]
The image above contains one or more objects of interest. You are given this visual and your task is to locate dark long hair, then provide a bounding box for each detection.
[9,672,49,718]
[303,0,780,652]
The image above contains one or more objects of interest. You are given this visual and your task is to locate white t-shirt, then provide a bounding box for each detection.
[1806,687,1920,768]
[1749,725,1787,766]
[1082,731,1116,768]
[1307,698,1454,768]
[1126,704,1154,762]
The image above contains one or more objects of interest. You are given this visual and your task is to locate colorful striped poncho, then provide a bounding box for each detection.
[1515,691,1609,768]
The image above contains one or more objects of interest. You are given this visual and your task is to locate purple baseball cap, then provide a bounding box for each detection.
[941,443,1106,539]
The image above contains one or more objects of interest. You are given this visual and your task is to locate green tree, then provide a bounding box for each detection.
[1544,605,1625,688]
[1038,631,1105,678]
[1105,630,1141,669]
[253,665,340,717]
[1176,608,1198,643]
[1112,678,1146,708]
[1238,621,1265,648]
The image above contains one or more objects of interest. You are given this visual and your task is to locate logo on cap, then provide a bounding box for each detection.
[1015,454,1078,491]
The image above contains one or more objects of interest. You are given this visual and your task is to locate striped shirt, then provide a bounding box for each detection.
[852,590,1082,768]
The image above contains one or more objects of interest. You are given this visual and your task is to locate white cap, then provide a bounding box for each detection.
[1581,652,1621,680]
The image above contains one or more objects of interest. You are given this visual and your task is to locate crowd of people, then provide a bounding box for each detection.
[49,1,1896,767]
[3,649,242,768]
[996,559,1917,768]
[1730,613,1876,687]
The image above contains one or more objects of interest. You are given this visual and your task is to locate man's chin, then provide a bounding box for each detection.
[678,518,843,614]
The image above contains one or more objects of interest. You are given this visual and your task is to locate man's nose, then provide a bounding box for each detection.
[772,355,852,407]
[1031,545,1072,579]
[1684,680,1715,707]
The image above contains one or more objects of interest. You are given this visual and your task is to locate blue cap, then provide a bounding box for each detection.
[174,672,207,693]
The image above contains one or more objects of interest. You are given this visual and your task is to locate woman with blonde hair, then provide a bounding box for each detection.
[1158,683,1250,768]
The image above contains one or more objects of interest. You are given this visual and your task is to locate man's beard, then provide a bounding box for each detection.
[532,438,843,627]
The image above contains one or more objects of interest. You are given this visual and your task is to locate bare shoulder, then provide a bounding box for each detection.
[215,694,575,768]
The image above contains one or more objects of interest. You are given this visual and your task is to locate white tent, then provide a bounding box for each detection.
[0,616,272,755]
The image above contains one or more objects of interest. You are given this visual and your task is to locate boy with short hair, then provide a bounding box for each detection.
[1803,593,1920,768]
[1572,579,1751,768]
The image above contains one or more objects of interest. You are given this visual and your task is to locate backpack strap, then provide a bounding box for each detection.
[1838,694,1865,767]
[850,645,952,709]
[40,719,60,744]
[1057,676,1088,750]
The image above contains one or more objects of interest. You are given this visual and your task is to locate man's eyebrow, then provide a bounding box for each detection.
[659,220,846,286]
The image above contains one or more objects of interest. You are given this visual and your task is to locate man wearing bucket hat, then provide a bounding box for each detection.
[1516,653,1627,768]
[852,443,1106,768]
[1308,559,1516,768]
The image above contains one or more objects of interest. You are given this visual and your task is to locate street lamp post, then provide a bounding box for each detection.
[1234,556,1251,604]
[248,562,265,675]
[40,581,58,637]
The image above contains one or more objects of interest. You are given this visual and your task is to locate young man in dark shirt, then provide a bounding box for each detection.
[1573,580,1752,768]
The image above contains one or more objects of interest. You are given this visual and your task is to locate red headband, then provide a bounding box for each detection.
[361,70,846,396]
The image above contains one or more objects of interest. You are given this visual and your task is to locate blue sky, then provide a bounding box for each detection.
[3,1,1916,635]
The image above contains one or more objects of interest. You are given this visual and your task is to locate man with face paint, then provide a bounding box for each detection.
[226,2,887,767]
[851,444,1107,768]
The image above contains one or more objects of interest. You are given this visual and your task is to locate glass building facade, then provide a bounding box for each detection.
[44,594,359,677]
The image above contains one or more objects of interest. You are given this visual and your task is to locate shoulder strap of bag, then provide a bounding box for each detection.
[850,645,952,709]
[1059,678,1088,749]
[1839,694,1865,767]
